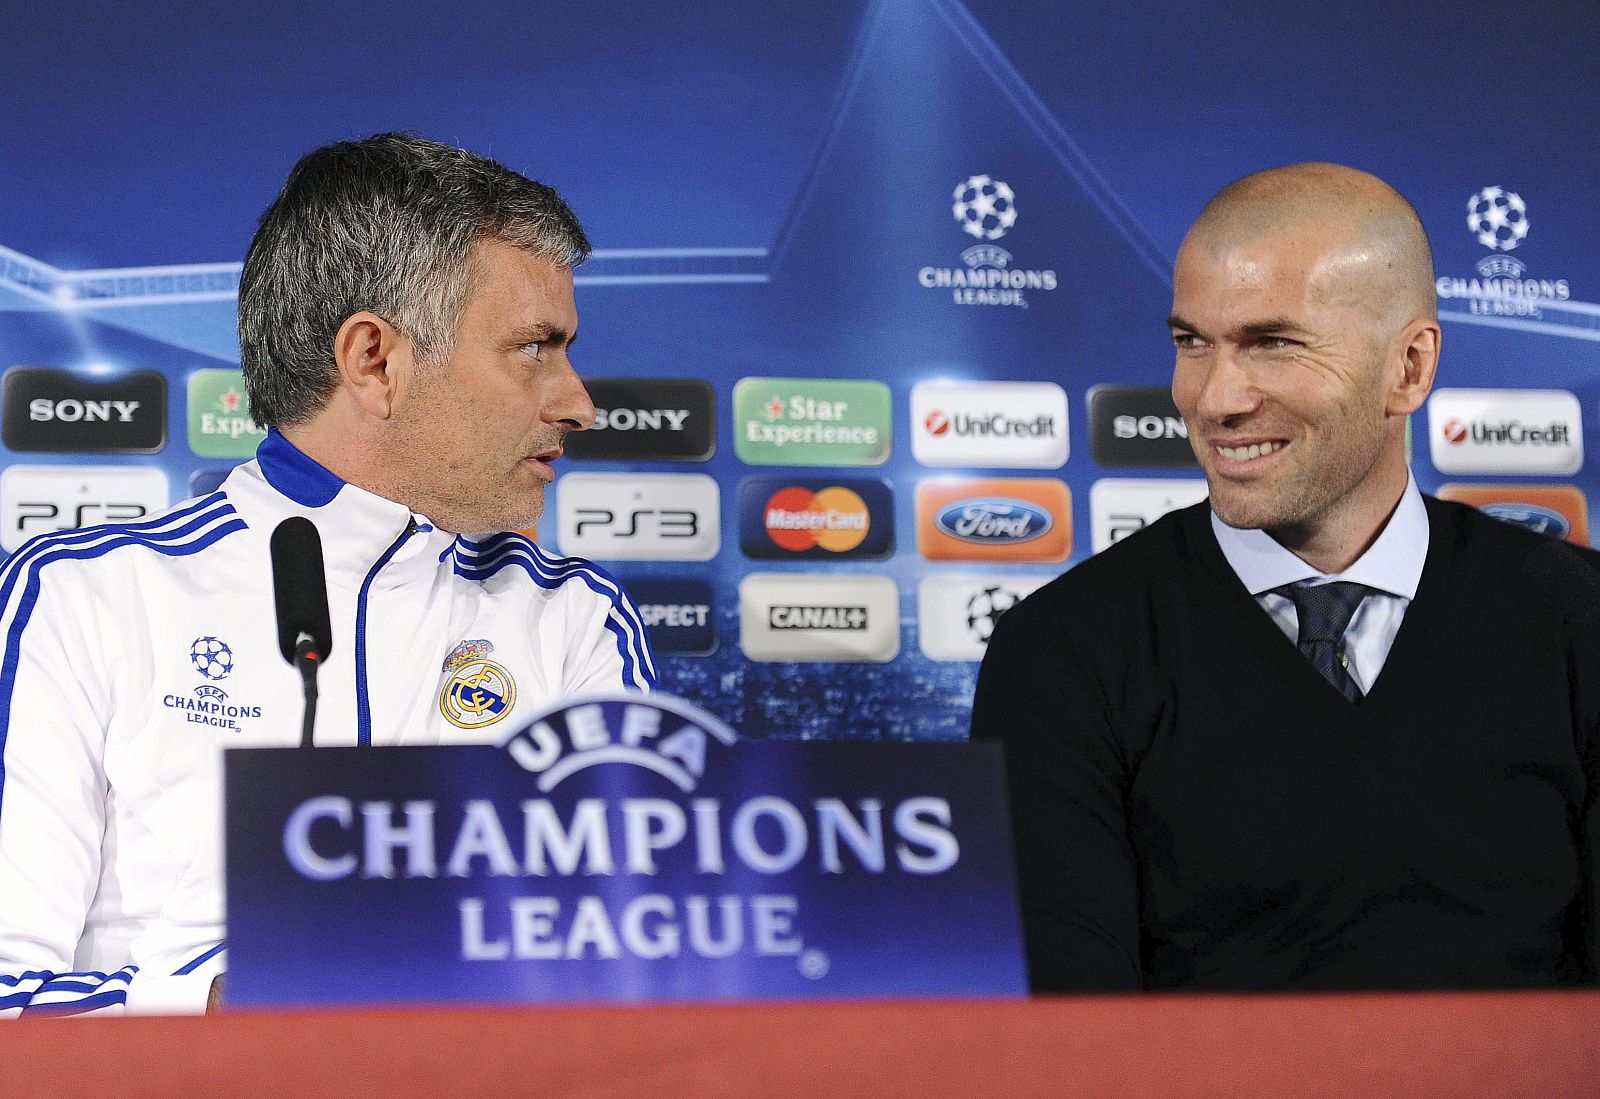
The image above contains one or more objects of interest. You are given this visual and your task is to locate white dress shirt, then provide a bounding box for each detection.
[1210,474,1429,693]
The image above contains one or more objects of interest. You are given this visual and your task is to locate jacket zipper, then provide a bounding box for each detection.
[354,519,418,746]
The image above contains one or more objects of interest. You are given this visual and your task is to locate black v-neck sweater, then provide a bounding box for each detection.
[972,498,1600,991]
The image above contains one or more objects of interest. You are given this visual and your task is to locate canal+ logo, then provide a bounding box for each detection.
[502,694,738,794]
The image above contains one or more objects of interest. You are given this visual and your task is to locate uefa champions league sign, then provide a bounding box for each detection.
[223,695,1026,1006]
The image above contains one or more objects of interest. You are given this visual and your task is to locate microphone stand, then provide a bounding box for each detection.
[293,631,324,748]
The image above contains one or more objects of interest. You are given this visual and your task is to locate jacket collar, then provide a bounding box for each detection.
[222,430,459,591]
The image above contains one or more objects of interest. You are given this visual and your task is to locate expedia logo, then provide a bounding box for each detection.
[1088,385,1197,467]
[738,477,892,559]
[2,367,167,454]
[563,378,715,462]
[933,499,1052,545]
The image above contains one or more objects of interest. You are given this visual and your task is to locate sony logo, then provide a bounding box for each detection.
[30,399,142,423]
[1112,414,1187,440]
[592,408,691,432]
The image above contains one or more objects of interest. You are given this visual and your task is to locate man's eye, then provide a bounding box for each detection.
[521,342,544,361]
[1258,336,1299,350]
[1172,333,1204,349]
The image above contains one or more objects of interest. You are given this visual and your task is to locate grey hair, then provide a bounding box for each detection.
[237,132,590,426]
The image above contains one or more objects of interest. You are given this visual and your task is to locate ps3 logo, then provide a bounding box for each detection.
[933,499,1052,545]
[0,465,170,552]
[14,500,149,531]
[573,508,701,539]
[557,472,720,561]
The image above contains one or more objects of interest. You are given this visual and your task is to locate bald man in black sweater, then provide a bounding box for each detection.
[972,163,1600,992]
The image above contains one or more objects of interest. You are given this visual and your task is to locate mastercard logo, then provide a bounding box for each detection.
[763,485,871,552]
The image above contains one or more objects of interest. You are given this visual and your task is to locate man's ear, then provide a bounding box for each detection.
[1386,318,1441,417]
[332,312,407,420]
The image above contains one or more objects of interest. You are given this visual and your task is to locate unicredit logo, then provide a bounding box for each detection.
[1428,390,1583,476]
[1444,419,1571,446]
[932,412,1057,439]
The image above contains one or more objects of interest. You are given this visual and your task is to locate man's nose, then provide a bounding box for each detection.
[546,359,596,431]
[1194,348,1259,423]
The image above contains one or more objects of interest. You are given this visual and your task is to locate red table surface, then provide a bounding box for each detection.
[8,990,1599,1098]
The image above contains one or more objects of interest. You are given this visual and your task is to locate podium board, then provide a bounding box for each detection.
[224,695,1026,1007]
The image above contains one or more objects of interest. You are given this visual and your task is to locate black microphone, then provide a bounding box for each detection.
[270,517,333,748]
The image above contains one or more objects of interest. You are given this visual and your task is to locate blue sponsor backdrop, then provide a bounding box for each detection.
[2,0,1597,738]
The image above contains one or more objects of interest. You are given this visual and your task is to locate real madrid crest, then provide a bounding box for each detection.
[439,639,517,730]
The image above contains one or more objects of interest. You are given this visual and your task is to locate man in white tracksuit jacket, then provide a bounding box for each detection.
[0,134,655,1016]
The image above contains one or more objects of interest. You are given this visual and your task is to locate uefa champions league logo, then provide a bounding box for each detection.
[190,636,235,681]
[965,584,1021,645]
[952,175,1017,240]
[1467,186,1528,252]
[919,175,1054,306]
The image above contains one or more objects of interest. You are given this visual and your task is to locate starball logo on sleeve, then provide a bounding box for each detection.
[910,381,1067,468]
[0,464,170,552]
[1426,389,1582,475]
[733,378,891,466]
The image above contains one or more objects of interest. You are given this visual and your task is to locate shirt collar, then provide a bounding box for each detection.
[1210,472,1428,598]
[221,429,459,591]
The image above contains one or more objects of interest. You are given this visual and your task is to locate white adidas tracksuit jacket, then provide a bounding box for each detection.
[0,432,655,1016]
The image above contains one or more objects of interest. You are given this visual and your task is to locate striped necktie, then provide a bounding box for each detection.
[1283,581,1371,703]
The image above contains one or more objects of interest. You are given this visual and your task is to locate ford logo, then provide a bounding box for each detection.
[934,498,1053,544]
[1482,503,1570,539]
